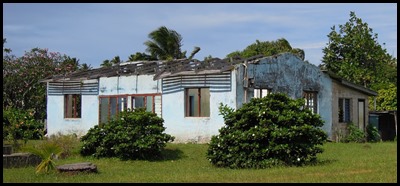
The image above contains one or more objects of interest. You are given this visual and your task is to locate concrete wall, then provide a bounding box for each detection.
[3,153,41,169]
[47,72,236,143]
[46,79,100,137]
[99,75,161,95]
[46,75,162,137]
[236,53,333,139]
[162,71,237,143]
[331,80,371,142]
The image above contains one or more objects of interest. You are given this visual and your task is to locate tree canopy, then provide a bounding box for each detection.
[320,11,397,111]
[3,38,87,121]
[226,38,305,61]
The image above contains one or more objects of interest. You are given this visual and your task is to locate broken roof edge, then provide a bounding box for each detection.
[40,55,266,82]
[369,110,397,114]
[39,77,98,83]
[322,70,378,96]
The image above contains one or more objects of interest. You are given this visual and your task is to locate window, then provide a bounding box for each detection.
[339,98,351,122]
[303,91,318,114]
[99,96,126,124]
[64,94,81,118]
[131,95,154,113]
[185,88,210,117]
[99,94,160,124]
[254,88,271,98]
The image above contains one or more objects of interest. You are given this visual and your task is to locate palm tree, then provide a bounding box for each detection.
[128,52,155,61]
[144,26,186,60]
[101,59,112,67]
[110,56,122,65]
[79,63,92,70]
[61,57,80,73]
[101,56,122,67]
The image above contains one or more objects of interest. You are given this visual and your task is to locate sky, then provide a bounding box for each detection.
[3,3,397,68]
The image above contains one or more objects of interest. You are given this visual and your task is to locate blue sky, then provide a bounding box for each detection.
[3,3,397,68]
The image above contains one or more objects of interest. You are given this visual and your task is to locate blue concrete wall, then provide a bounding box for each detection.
[237,53,333,138]
[235,64,246,109]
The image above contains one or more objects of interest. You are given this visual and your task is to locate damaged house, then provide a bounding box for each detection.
[41,52,377,143]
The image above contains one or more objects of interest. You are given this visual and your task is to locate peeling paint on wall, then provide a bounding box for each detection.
[237,53,333,139]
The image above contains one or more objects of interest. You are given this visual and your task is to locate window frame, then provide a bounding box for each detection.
[64,94,82,119]
[99,93,161,124]
[254,88,272,98]
[338,98,351,123]
[184,87,210,117]
[303,91,318,114]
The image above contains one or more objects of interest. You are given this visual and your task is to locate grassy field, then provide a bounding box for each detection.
[3,141,397,183]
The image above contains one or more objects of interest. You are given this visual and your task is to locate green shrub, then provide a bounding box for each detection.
[207,93,328,169]
[46,132,81,158]
[366,123,381,142]
[340,122,366,143]
[80,108,175,160]
[3,107,45,149]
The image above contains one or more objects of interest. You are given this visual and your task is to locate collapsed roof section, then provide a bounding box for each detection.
[40,54,264,82]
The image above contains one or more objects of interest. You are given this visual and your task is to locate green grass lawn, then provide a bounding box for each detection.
[3,141,397,183]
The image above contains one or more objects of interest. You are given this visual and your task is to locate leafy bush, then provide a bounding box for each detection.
[207,93,328,169]
[3,107,45,149]
[366,123,381,143]
[80,108,175,160]
[340,122,366,143]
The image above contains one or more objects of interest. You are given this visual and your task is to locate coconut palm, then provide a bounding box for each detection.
[128,52,155,61]
[110,55,122,65]
[79,63,92,71]
[101,59,112,67]
[144,26,186,60]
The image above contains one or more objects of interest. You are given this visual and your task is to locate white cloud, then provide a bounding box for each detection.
[3,3,396,68]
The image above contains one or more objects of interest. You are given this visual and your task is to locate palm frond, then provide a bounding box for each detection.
[23,141,63,174]
[144,26,184,60]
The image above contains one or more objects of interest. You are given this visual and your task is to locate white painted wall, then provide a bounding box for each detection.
[99,75,161,95]
[46,75,162,137]
[46,94,98,137]
[162,71,237,143]
[47,72,237,143]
